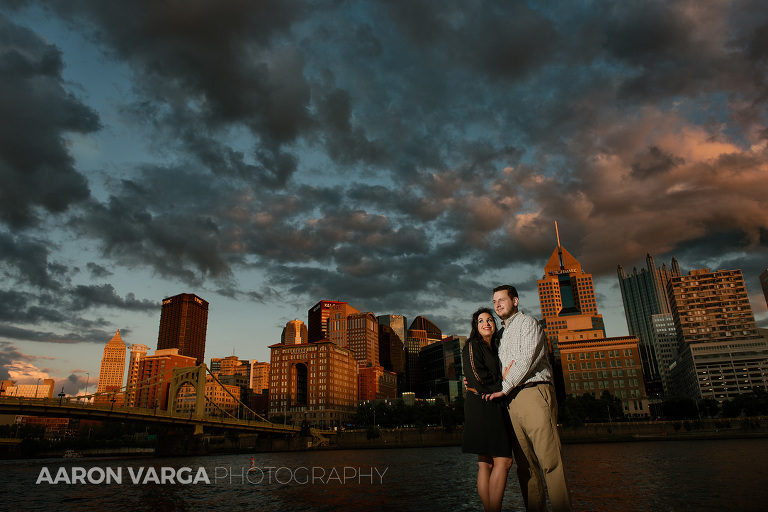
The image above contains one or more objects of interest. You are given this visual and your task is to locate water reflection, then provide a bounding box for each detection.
[2,439,767,511]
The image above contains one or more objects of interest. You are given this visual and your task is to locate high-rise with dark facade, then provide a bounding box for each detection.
[617,254,681,392]
[157,293,209,365]
[307,300,347,343]
[406,316,442,391]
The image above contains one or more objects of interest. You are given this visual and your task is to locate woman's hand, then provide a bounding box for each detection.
[482,391,504,401]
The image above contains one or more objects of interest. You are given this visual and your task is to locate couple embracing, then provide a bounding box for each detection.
[462,285,572,512]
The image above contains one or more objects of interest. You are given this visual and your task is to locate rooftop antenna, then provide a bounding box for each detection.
[555,221,565,270]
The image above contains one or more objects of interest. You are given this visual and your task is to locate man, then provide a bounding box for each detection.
[484,284,571,512]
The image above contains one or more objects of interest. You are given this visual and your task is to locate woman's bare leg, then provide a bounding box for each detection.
[477,455,493,511]
[488,456,513,512]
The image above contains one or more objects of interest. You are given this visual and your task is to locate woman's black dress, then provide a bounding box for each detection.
[462,338,513,457]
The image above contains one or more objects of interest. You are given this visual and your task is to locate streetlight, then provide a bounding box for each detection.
[58,387,65,405]
[85,373,89,403]
[35,378,41,399]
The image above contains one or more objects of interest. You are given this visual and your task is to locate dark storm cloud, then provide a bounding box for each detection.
[0,231,63,289]
[86,262,113,278]
[1,0,768,351]
[69,284,156,312]
[0,14,97,229]
[49,0,313,188]
[0,324,110,344]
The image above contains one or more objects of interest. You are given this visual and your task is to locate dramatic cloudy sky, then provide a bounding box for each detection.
[1,0,767,395]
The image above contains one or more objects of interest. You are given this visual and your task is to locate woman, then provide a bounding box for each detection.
[462,307,513,512]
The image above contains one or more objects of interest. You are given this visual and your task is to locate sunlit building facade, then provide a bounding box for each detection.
[358,365,397,400]
[559,336,649,417]
[667,268,768,402]
[96,330,127,395]
[268,340,357,428]
[307,300,347,343]
[348,311,379,367]
[250,360,270,394]
[0,379,55,398]
[125,344,148,407]
[157,293,209,365]
[282,319,308,345]
[328,302,360,348]
[134,348,197,411]
[538,230,604,357]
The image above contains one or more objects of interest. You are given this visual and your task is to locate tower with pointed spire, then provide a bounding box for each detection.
[537,222,605,357]
[96,330,127,394]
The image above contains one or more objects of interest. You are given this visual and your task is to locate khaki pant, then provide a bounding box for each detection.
[507,383,571,512]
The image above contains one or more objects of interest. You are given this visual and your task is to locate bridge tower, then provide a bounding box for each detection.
[168,364,208,434]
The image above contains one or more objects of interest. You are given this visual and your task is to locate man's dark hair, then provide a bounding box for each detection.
[492,284,518,299]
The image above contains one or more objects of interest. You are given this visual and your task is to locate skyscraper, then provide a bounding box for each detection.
[281,319,308,345]
[538,225,604,358]
[406,316,442,390]
[347,311,379,367]
[96,330,127,394]
[667,268,768,402]
[617,254,681,389]
[307,300,347,343]
[125,344,148,407]
[157,293,209,365]
[328,302,360,347]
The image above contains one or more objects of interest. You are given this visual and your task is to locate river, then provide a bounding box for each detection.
[1,438,767,511]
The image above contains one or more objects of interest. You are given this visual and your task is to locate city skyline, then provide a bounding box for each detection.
[1,2,767,395]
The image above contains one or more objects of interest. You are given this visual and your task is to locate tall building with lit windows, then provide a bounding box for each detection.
[617,254,681,393]
[157,293,209,365]
[96,330,127,394]
[559,336,648,417]
[537,225,604,357]
[267,339,357,428]
[666,268,768,402]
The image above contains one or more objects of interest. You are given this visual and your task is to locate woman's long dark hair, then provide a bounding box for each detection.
[468,307,497,346]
